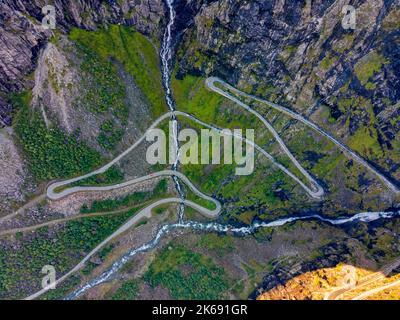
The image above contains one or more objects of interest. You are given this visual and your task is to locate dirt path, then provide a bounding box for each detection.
[24,196,219,301]
[18,77,400,300]
[352,278,400,300]
[47,170,221,218]
[0,194,46,224]
[0,206,145,237]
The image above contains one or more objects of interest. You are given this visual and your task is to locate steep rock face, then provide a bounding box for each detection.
[0,1,51,92]
[0,96,12,127]
[0,128,35,215]
[176,0,400,183]
[179,0,399,106]
[1,0,399,188]
[29,33,155,157]
[0,0,165,126]
[31,41,76,132]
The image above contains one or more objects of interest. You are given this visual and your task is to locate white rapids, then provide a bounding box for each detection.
[160,0,185,221]
[21,0,400,301]
[60,1,400,300]
[64,210,400,300]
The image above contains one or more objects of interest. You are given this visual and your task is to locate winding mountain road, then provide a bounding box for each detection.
[22,99,325,299]
[206,77,399,194]
[206,77,324,198]
[48,169,221,218]
[25,195,220,300]
[324,257,400,300]
[352,278,400,300]
[46,109,324,201]
[18,77,400,300]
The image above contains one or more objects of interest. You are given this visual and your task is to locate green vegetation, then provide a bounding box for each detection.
[365,82,377,91]
[185,188,217,211]
[171,68,382,218]
[254,227,274,242]
[55,166,125,195]
[173,75,260,134]
[170,76,302,220]
[0,208,139,299]
[279,45,297,62]
[197,234,234,255]
[144,245,229,300]
[80,179,168,213]
[135,219,148,227]
[81,244,115,276]
[254,81,280,101]
[319,104,338,124]
[333,34,355,54]
[98,120,124,150]
[99,244,115,261]
[183,158,297,221]
[81,261,98,276]
[72,37,127,150]
[70,25,166,117]
[153,204,169,215]
[354,51,388,85]
[176,30,215,71]
[110,279,139,300]
[320,52,338,71]
[73,166,124,187]
[39,275,81,300]
[236,259,273,299]
[339,97,380,160]
[382,9,400,31]
[13,92,101,180]
[70,210,138,251]
[76,44,127,117]
[348,126,383,158]
[283,45,297,55]
[172,73,224,124]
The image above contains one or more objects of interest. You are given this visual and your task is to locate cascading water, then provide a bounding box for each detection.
[60,0,400,301]
[65,210,400,300]
[160,0,186,222]
[161,0,176,114]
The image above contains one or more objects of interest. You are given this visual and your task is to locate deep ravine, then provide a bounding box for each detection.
[60,1,400,300]
[65,210,400,299]
[161,0,186,222]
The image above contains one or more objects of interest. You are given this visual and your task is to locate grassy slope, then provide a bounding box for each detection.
[172,71,394,218]
[70,25,167,117]
[12,25,166,181]
[144,245,230,300]
[0,178,172,299]
[172,75,307,221]
[12,91,101,181]
[0,208,140,299]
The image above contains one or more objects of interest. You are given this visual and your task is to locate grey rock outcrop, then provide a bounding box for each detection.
[0,0,166,127]
[176,0,400,183]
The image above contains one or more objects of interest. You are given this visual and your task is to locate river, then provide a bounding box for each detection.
[64,0,399,300]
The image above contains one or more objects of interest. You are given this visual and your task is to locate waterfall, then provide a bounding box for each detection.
[161,0,176,113]
[58,0,400,301]
[160,0,186,222]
